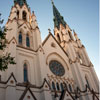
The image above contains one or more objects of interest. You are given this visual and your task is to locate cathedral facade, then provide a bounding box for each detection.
[0,0,99,100]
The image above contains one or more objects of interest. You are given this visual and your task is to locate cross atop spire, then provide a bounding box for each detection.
[14,0,28,7]
[51,1,66,29]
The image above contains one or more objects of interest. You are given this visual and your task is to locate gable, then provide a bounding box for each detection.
[42,33,69,61]
[19,87,37,100]
[42,33,74,79]
[18,21,32,33]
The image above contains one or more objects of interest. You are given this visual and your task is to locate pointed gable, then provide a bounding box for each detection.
[19,86,37,100]
[40,78,51,90]
[42,33,68,58]
[0,73,17,85]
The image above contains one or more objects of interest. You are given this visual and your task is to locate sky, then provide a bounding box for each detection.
[0,0,99,79]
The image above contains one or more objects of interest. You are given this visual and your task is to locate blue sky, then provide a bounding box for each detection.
[0,0,99,79]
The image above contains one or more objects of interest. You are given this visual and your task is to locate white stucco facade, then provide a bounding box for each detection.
[0,1,99,100]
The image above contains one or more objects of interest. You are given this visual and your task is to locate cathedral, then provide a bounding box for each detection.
[0,0,99,100]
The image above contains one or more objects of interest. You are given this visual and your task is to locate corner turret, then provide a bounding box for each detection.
[51,1,74,48]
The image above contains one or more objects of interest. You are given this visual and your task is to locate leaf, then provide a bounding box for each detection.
[0,13,16,71]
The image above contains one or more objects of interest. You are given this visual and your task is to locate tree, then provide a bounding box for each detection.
[0,13,16,71]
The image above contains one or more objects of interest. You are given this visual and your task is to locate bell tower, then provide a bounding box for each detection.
[52,2,74,44]
[3,0,42,85]
[51,0,99,94]
[52,1,76,60]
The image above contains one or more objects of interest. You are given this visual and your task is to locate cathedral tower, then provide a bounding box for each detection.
[52,0,99,95]
[1,0,45,93]
[0,0,99,100]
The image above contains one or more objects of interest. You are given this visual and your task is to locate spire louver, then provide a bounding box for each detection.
[14,0,28,7]
[52,1,66,29]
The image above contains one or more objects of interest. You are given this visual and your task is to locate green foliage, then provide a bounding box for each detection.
[0,13,16,71]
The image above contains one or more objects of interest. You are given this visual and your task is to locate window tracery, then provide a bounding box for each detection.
[49,60,65,76]
[26,34,30,47]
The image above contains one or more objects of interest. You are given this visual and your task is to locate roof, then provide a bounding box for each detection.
[52,1,66,29]
[42,32,69,58]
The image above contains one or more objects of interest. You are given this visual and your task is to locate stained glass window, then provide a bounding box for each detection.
[24,63,28,82]
[19,32,22,45]
[49,60,65,76]
[52,82,56,90]
[56,83,60,91]
[60,83,64,91]
[26,34,30,47]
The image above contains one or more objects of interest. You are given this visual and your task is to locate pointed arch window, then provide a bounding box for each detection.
[52,82,56,90]
[23,63,28,82]
[26,34,30,47]
[23,11,27,21]
[56,82,60,91]
[19,32,22,45]
[60,83,64,91]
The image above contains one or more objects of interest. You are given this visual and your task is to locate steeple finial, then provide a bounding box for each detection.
[51,1,66,30]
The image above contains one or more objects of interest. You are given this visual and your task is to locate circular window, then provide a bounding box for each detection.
[49,60,65,76]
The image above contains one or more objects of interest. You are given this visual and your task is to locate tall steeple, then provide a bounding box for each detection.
[14,0,28,7]
[52,0,66,29]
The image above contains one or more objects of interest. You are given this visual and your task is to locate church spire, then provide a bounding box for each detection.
[51,0,66,29]
[14,0,28,7]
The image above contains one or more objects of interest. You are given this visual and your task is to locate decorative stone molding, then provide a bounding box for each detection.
[0,72,17,84]
[47,74,74,85]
